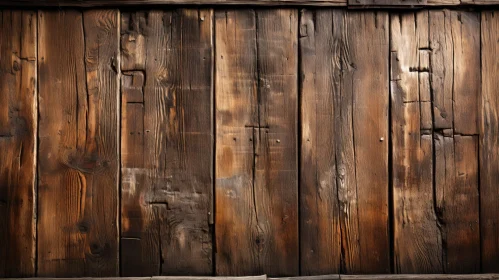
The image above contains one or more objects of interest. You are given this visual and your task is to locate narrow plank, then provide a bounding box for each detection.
[481,10,499,273]
[0,0,347,6]
[215,9,299,276]
[0,10,37,277]
[391,11,443,274]
[344,11,390,273]
[120,9,214,276]
[37,10,119,276]
[430,10,481,274]
[348,0,426,6]
[299,9,341,275]
[340,275,499,280]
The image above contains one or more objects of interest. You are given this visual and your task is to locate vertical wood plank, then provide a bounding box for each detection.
[120,9,214,276]
[346,11,390,274]
[299,9,341,275]
[0,10,37,277]
[215,9,299,276]
[37,10,119,276]
[391,11,443,274]
[481,10,499,273]
[430,10,481,273]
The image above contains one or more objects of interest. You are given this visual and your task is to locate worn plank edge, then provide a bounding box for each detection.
[3,0,499,6]
[4,275,499,280]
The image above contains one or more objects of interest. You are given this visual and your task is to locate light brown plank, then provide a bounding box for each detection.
[299,9,341,275]
[120,9,214,276]
[215,9,299,276]
[0,10,37,277]
[37,10,119,276]
[391,11,443,274]
[348,0,426,6]
[481,10,499,273]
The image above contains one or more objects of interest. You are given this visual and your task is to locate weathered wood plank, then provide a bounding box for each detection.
[481,10,499,273]
[340,275,499,280]
[391,11,443,274]
[120,9,214,276]
[0,0,347,6]
[215,9,299,276]
[348,0,426,6]
[299,9,341,275]
[37,9,119,276]
[430,10,481,274]
[0,10,37,278]
[345,11,390,273]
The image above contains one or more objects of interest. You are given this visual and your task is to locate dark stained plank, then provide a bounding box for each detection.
[345,11,390,273]
[37,10,119,276]
[215,9,299,276]
[481,10,499,273]
[0,0,347,6]
[340,275,499,280]
[390,11,443,274]
[299,9,341,275]
[430,10,481,274]
[0,10,37,278]
[120,9,214,276]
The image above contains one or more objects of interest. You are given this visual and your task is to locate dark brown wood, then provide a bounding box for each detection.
[0,0,347,6]
[0,10,37,278]
[37,9,119,276]
[481,10,499,274]
[348,0,426,6]
[120,9,214,276]
[299,9,341,275]
[215,9,299,276]
[430,10,481,274]
[391,11,443,274]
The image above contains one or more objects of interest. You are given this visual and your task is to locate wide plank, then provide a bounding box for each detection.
[37,9,119,276]
[430,10,481,273]
[0,10,37,277]
[215,9,299,276]
[120,9,214,276]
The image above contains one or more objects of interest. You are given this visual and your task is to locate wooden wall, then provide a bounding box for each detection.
[0,7,498,277]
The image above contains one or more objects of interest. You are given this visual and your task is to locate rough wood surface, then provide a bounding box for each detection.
[215,9,299,276]
[344,11,390,274]
[37,9,119,276]
[430,10,481,274]
[390,11,443,274]
[481,10,499,273]
[120,9,214,276]
[0,10,37,278]
[299,9,341,275]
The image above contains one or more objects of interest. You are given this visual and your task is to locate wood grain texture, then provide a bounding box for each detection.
[0,10,37,278]
[120,9,214,276]
[299,9,341,275]
[299,9,390,274]
[0,0,347,6]
[391,11,443,274]
[481,10,499,273]
[430,10,480,274]
[348,0,426,6]
[37,9,119,276]
[345,11,390,274]
[215,9,299,276]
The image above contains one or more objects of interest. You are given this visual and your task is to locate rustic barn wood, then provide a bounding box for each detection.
[215,9,299,276]
[299,9,342,275]
[481,10,499,274]
[390,10,443,274]
[37,9,120,276]
[120,9,214,276]
[299,9,390,274]
[0,10,37,278]
[430,10,481,273]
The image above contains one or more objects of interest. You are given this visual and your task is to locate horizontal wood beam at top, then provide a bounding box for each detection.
[2,275,499,280]
[2,0,499,7]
